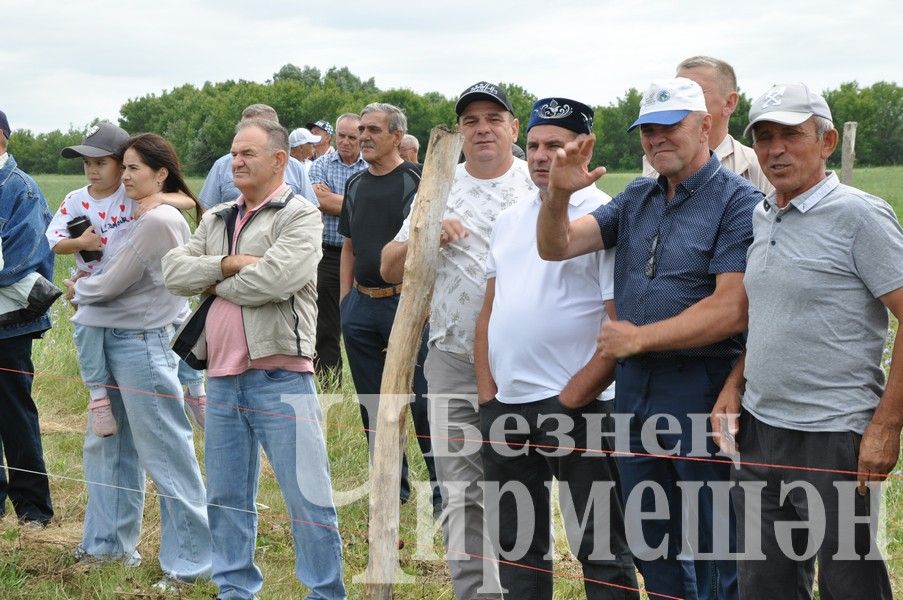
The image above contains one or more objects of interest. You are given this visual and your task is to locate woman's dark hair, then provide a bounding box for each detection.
[120,133,203,224]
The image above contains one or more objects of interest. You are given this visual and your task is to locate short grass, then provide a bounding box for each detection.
[1,167,901,599]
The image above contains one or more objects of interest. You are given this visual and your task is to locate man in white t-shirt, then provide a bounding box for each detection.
[474,97,637,599]
[380,81,535,600]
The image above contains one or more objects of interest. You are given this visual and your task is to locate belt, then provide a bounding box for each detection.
[353,282,403,298]
[322,244,342,252]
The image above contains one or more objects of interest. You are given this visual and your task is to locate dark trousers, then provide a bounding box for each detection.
[480,397,638,600]
[615,356,738,600]
[314,245,343,376]
[0,334,53,523]
[340,287,440,508]
[731,412,892,600]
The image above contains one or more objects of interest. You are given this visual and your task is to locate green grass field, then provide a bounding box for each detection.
[1,166,901,599]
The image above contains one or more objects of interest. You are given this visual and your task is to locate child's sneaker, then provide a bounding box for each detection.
[184,394,206,430]
[89,397,117,437]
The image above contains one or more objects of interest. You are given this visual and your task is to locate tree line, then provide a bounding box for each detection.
[10,65,902,176]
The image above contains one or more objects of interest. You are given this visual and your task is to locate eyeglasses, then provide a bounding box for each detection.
[645,234,659,279]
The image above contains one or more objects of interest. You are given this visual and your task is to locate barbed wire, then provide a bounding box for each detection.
[2,363,899,598]
[6,364,901,481]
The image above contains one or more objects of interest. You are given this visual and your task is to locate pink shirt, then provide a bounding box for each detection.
[205,185,314,377]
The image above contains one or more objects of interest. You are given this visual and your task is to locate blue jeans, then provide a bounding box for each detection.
[79,326,212,580]
[177,358,205,389]
[76,323,205,394]
[206,369,345,600]
[172,313,205,389]
[74,323,109,397]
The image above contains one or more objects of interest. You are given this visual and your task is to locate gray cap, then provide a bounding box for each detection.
[744,83,833,138]
[61,122,130,158]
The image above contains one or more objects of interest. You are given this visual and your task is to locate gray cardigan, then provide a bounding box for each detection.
[73,205,190,330]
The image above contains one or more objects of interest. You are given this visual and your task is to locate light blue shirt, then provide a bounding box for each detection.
[198,154,318,209]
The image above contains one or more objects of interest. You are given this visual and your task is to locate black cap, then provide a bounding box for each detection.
[61,122,130,159]
[455,82,514,116]
[527,97,595,135]
[305,120,334,137]
[0,110,10,140]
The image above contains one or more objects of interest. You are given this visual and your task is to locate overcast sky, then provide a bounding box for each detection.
[3,0,900,134]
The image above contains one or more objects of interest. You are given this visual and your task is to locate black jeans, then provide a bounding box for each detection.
[314,245,343,375]
[0,334,53,523]
[732,412,892,600]
[480,397,638,600]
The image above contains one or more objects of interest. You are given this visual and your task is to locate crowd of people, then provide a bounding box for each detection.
[0,54,900,600]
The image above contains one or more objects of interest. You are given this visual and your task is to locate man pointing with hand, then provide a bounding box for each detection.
[536,78,762,600]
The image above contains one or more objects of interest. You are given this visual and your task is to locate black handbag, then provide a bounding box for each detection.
[170,204,240,369]
[171,295,216,369]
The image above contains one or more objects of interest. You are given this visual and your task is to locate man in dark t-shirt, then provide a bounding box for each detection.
[338,102,439,514]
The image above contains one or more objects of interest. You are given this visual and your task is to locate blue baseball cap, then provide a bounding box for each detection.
[628,78,707,132]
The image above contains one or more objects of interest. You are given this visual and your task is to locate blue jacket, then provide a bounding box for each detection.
[0,154,54,339]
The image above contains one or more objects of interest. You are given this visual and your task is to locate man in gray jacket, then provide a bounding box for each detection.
[162,118,345,600]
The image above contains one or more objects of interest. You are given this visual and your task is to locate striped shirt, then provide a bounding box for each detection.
[309,151,368,247]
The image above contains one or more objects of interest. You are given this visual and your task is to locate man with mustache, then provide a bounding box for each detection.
[339,103,440,516]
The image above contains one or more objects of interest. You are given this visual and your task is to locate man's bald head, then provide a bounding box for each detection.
[241,104,280,123]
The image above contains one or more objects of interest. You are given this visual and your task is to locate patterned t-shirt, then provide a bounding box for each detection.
[46,184,135,273]
[394,159,536,359]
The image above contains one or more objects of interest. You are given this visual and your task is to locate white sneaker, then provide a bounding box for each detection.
[152,576,188,594]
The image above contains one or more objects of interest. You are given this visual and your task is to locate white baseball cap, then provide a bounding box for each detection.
[288,127,322,148]
[628,77,707,132]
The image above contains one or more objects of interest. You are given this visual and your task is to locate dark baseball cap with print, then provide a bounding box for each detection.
[61,122,130,159]
[455,81,515,116]
[528,97,595,135]
[305,120,335,137]
[0,110,10,140]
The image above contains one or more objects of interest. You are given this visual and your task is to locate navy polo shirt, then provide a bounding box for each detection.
[592,153,762,358]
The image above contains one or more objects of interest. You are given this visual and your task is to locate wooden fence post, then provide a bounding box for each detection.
[363,126,464,600]
[841,121,857,185]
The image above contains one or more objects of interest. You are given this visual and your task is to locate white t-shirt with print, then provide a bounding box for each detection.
[394,159,536,359]
[46,184,136,273]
